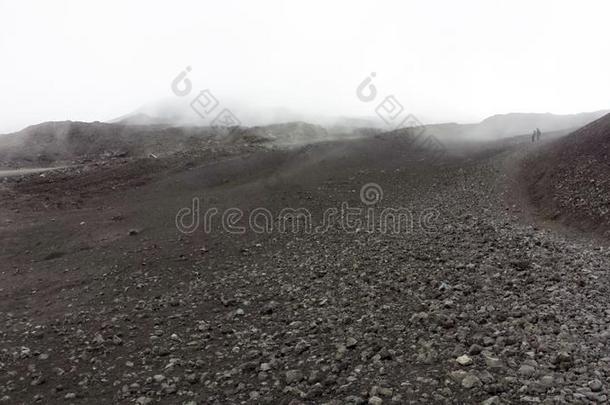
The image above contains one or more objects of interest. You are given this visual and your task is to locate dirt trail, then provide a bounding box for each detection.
[0,166,71,178]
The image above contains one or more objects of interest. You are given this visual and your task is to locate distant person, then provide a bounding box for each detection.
[532,130,536,143]
[536,128,542,141]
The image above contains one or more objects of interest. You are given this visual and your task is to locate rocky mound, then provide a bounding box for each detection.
[0,121,264,167]
[0,121,358,167]
[523,113,610,237]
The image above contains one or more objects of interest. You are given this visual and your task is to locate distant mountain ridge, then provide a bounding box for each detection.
[110,113,172,127]
[112,101,609,141]
[471,110,610,138]
[0,121,336,166]
[1,108,608,167]
[0,121,232,166]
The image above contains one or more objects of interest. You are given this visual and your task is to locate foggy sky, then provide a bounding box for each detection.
[1,0,609,133]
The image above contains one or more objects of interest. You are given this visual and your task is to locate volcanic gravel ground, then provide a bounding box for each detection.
[0,135,609,404]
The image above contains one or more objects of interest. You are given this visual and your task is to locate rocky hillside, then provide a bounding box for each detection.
[0,121,379,168]
[523,113,610,237]
[0,121,234,166]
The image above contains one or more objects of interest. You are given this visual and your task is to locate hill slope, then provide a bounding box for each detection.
[0,121,350,167]
[0,121,234,166]
[523,113,610,237]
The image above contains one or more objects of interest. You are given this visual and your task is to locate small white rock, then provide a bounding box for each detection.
[368,396,383,405]
[456,354,473,366]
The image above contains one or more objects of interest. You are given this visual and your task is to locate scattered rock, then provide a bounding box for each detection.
[457,354,473,366]
[286,369,304,384]
[368,396,383,405]
[462,374,482,389]
[589,379,603,392]
[346,337,358,348]
[518,364,536,377]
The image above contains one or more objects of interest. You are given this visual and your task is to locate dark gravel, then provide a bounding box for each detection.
[0,132,609,404]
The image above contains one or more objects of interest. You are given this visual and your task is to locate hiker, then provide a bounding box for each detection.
[536,128,541,141]
[532,130,536,143]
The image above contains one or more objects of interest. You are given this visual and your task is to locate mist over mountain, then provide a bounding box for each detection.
[1,105,607,169]
[112,98,610,140]
[471,111,610,138]
[111,97,383,129]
